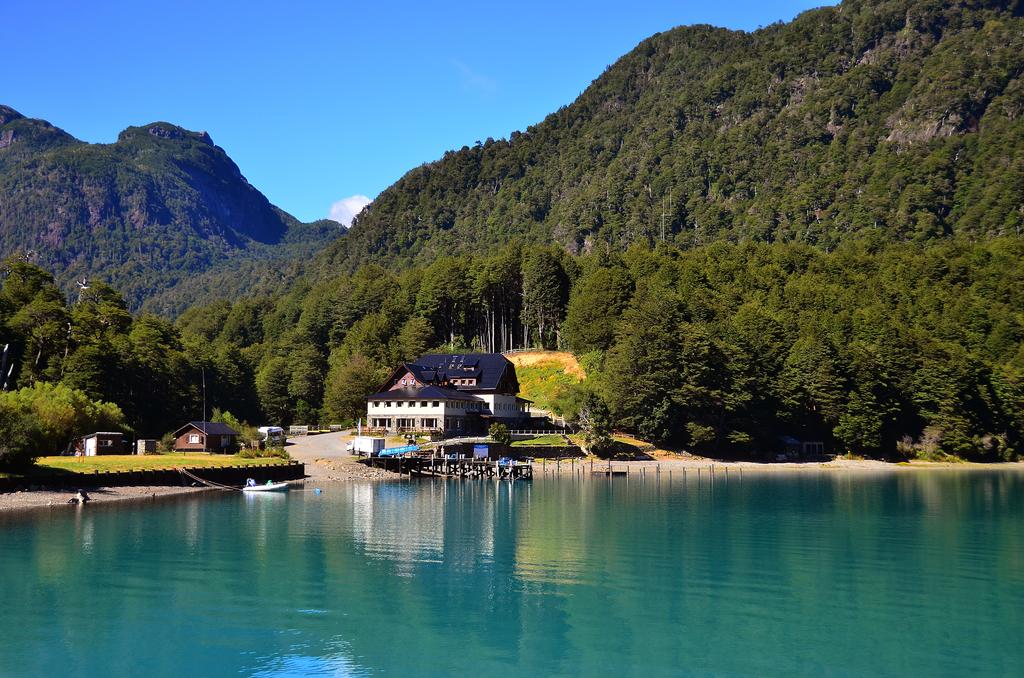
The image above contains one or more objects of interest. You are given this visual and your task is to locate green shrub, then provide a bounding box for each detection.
[489,423,511,446]
[0,382,126,469]
[237,446,289,460]
[157,432,176,454]
[264,446,290,460]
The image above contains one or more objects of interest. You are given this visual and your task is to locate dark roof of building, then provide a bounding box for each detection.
[366,386,484,401]
[174,421,240,436]
[408,353,512,391]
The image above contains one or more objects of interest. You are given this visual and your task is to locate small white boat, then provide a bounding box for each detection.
[242,481,289,493]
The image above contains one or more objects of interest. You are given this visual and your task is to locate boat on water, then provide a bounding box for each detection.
[242,479,289,493]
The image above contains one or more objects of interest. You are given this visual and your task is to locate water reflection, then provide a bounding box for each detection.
[0,470,1022,676]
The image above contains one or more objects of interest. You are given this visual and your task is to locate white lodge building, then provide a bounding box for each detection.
[366,353,532,435]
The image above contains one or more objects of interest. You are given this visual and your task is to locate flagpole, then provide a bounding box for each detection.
[202,367,207,453]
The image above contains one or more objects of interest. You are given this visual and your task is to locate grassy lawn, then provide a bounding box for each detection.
[511,434,569,447]
[567,433,661,459]
[33,454,289,475]
[611,433,658,449]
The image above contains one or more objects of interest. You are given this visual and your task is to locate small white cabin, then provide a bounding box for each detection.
[79,432,125,456]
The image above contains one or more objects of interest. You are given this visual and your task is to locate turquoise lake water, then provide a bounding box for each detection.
[1,470,1022,676]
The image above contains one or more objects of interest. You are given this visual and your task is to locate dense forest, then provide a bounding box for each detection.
[8,1,1023,319]
[3,0,1024,467]
[0,106,338,314]
[0,257,261,466]
[317,0,1024,275]
[3,235,1022,465]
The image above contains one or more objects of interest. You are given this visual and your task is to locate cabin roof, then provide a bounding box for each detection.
[174,421,240,436]
[366,385,484,401]
[400,353,512,390]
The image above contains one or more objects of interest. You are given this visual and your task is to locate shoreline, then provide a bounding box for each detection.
[3,455,1021,515]
[533,456,1024,474]
[0,484,217,514]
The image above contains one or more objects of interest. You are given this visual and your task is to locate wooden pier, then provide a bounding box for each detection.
[366,455,533,480]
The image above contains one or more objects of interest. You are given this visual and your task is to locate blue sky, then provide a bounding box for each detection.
[7,1,832,224]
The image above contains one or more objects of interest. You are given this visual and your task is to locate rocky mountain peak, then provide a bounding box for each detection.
[0,105,25,126]
[117,122,215,146]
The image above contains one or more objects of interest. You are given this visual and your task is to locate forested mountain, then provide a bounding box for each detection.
[3,0,1024,465]
[318,0,1024,273]
[0,105,339,312]
[5,235,1022,462]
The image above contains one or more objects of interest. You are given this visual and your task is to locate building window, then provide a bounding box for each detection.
[385,401,392,407]
[188,434,201,444]
[432,401,439,407]
[421,401,428,407]
[98,439,113,447]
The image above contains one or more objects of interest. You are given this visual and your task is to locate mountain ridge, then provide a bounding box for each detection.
[313,0,1024,275]
[0,107,340,311]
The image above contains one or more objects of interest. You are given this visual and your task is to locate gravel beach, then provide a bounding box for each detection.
[4,432,1020,514]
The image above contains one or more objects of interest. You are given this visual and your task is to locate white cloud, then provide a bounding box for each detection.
[451,59,497,94]
[328,194,372,227]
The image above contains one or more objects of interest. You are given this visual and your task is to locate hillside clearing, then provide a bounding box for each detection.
[504,351,585,414]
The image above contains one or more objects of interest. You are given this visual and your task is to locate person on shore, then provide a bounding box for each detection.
[68,489,90,505]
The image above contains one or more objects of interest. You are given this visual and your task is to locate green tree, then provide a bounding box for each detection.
[323,354,384,424]
[605,285,685,445]
[778,335,846,438]
[4,282,69,384]
[415,258,472,347]
[521,247,569,348]
[0,405,36,469]
[0,382,125,465]
[576,390,614,456]
[256,357,293,425]
[472,246,522,352]
[563,263,633,353]
[210,408,257,448]
[488,422,512,446]
[287,342,326,420]
[394,317,432,362]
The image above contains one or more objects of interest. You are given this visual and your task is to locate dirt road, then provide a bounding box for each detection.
[285,432,399,481]
[286,431,352,461]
